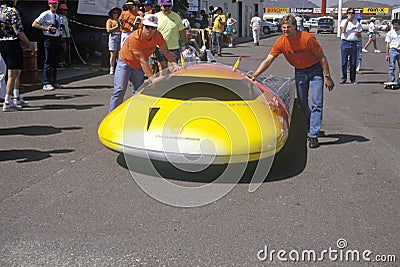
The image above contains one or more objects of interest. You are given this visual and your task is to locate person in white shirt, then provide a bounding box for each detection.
[385,19,400,84]
[250,12,262,46]
[339,8,362,84]
[32,0,64,90]
[362,17,381,53]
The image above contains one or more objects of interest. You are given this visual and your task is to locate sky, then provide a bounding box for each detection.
[308,0,394,6]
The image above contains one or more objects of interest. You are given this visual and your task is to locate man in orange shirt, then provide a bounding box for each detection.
[109,14,178,112]
[249,14,334,148]
[119,0,144,46]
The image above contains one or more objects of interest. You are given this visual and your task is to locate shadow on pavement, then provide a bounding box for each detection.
[0,126,82,136]
[22,103,103,111]
[0,149,74,163]
[318,132,369,146]
[23,94,90,101]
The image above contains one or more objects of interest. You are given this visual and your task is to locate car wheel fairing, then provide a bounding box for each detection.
[122,64,277,207]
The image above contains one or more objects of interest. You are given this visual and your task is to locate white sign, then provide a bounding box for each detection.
[78,0,125,16]
[187,0,199,12]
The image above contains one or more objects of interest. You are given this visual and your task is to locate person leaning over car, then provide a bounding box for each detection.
[248,14,334,149]
[109,14,179,112]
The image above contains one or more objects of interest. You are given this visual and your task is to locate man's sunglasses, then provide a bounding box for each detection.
[145,25,157,30]
[162,5,171,8]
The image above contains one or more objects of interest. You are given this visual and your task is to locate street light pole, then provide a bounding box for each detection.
[337,0,343,37]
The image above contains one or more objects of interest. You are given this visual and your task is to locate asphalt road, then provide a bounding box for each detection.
[1,32,399,266]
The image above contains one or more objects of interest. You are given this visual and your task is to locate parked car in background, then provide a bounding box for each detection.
[303,20,311,32]
[264,18,281,32]
[261,20,278,34]
[360,20,369,31]
[317,16,334,34]
[378,21,391,32]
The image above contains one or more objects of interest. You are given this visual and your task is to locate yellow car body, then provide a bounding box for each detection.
[98,63,294,164]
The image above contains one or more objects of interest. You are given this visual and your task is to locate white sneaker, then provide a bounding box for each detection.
[43,84,54,91]
[2,102,21,112]
[228,44,233,47]
[362,48,368,53]
[13,96,29,107]
[109,67,114,75]
[374,49,381,53]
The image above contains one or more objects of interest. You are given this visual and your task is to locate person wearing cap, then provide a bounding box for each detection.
[32,0,64,91]
[109,14,179,112]
[106,6,122,75]
[142,0,153,14]
[58,3,70,68]
[339,7,362,84]
[119,0,144,47]
[362,17,381,53]
[211,7,226,56]
[155,0,189,69]
[0,0,35,111]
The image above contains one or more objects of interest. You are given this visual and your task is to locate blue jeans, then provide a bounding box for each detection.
[43,36,61,85]
[388,48,400,83]
[341,40,357,82]
[356,40,362,71]
[211,31,223,54]
[295,63,324,138]
[109,58,144,112]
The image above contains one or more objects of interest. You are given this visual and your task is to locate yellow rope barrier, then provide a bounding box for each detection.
[68,18,106,30]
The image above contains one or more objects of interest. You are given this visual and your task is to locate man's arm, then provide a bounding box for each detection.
[249,54,275,80]
[179,29,189,49]
[132,50,154,79]
[315,50,334,91]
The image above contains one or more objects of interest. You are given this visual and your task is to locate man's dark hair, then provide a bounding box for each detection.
[392,18,400,25]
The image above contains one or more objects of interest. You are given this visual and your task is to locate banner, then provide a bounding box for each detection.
[77,0,125,16]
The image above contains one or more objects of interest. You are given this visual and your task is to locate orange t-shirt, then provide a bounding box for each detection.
[269,31,323,69]
[119,10,144,33]
[119,28,166,69]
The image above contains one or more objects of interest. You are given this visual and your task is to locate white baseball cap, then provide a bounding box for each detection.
[142,14,158,27]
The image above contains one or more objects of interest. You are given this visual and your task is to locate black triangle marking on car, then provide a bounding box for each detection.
[147,107,160,131]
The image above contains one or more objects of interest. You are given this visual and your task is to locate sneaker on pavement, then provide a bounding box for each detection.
[53,83,64,89]
[43,84,55,91]
[374,49,381,53]
[308,137,319,148]
[2,102,22,112]
[352,80,359,85]
[13,96,29,107]
[109,67,114,75]
[339,79,346,84]
[362,48,368,52]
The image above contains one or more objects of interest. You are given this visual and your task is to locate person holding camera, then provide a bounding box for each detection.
[211,7,226,57]
[32,0,64,90]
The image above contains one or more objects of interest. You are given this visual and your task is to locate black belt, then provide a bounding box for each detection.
[342,40,357,43]
[296,62,321,71]
[390,47,400,51]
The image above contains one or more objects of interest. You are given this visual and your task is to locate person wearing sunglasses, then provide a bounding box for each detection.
[339,7,362,84]
[109,14,178,112]
[154,0,189,69]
